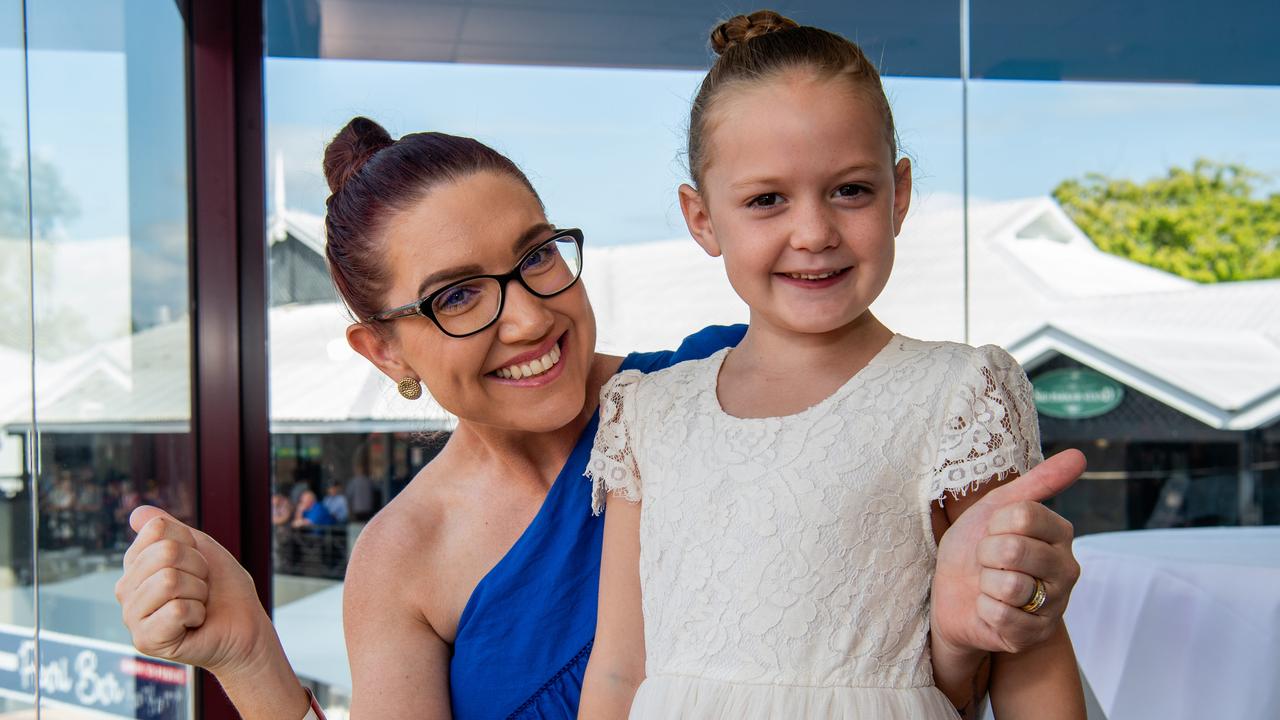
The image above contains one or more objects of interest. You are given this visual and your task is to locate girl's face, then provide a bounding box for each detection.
[680,72,911,338]
[348,171,597,433]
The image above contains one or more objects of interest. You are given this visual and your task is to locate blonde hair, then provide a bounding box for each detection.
[688,10,898,187]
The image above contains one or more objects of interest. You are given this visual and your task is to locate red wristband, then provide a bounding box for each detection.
[302,687,327,720]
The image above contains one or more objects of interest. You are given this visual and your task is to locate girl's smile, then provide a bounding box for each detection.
[774,265,853,289]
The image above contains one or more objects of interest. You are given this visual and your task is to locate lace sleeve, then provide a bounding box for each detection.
[930,345,1043,501]
[586,370,645,515]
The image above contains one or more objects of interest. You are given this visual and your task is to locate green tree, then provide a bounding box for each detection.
[0,135,84,356]
[1052,159,1280,283]
[0,137,78,239]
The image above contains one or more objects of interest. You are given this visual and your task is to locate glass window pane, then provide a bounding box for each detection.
[971,0,1280,85]
[22,1,196,717]
[966,79,1280,534]
[0,0,36,715]
[264,4,964,713]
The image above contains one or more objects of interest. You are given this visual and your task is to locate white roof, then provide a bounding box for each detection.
[585,195,1279,431]
[3,305,455,433]
[4,196,1275,433]
[268,303,456,432]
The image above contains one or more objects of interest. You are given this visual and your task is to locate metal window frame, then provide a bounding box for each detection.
[188,1,271,717]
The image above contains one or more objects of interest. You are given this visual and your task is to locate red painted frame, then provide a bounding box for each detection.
[188,1,270,717]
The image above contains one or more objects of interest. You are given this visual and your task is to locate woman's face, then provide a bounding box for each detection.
[351,170,598,434]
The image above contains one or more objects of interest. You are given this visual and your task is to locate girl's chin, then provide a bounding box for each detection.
[762,307,871,336]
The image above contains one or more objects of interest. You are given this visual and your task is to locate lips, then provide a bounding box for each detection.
[775,266,852,283]
[489,332,565,381]
[494,342,561,380]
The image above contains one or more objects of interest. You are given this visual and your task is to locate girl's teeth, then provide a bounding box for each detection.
[787,271,837,280]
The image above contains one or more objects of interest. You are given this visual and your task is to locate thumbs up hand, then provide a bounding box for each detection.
[115,507,272,674]
[930,449,1086,655]
[115,507,314,719]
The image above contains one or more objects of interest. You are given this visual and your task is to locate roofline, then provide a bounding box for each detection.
[1009,324,1280,431]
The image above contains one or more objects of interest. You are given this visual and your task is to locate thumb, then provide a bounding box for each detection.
[129,505,175,534]
[982,449,1086,505]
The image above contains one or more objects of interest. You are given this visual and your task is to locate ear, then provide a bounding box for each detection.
[891,157,913,236]
[347,322,416,383]
[678,183,721,258]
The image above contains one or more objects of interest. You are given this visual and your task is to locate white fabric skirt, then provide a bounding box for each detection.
[629,675,960,719]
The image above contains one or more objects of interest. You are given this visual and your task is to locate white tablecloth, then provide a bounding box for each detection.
[1064,527,1280,720]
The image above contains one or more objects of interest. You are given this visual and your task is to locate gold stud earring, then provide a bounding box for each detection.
[397,377,422,400]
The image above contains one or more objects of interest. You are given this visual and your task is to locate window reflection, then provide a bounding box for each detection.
[0,0,37,716]
[5,1,196,717]
[967,79,1280,533]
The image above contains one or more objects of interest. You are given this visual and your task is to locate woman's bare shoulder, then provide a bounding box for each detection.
[347,464,451,587]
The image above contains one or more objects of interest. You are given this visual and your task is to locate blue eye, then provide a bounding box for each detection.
[433,283,483,315]
[521,243,560,274]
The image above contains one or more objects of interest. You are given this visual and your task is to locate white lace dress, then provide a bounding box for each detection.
[585,335,1043,719]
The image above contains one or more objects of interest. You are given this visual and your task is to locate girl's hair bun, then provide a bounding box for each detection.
[323,116,395,194]
[709,10,799,55]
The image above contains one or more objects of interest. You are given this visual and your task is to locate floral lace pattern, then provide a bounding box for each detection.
[584,336,1041,698]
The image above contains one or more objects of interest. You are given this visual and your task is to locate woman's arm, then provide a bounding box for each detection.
[579,494,646,719]
[117,507,313,719]
[343,515,453,719]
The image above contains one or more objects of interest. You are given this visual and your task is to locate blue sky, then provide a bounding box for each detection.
[8,51,1280,245]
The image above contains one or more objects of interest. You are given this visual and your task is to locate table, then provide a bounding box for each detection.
[1064,527,1280,720]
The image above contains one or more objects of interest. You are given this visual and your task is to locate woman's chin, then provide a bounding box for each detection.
[503,392,588,434]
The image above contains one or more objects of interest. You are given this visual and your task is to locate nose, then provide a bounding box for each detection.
[789,201,840,253]
[495,279,555,345]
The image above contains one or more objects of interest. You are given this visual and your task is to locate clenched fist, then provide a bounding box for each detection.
[115,507,266,671]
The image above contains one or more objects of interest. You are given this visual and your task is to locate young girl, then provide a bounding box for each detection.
[580,11,1085,720]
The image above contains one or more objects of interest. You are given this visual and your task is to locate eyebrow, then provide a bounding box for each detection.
[414,221,556,298]
[728,163,884,191]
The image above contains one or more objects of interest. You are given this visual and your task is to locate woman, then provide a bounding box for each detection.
[115,118,1085,719]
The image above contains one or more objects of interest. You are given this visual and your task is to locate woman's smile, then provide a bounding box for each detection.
[487,331,569,387]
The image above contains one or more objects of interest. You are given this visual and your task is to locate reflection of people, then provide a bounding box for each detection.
[345,460,376,522]
[115,87,1086,719]
[271,492,293,527]
[292,490,335,528]
[322,483,349,524]
[44,470,77,545]
[580,13,1084,719]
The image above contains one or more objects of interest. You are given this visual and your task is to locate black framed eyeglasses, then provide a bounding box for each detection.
[367,228,585,338]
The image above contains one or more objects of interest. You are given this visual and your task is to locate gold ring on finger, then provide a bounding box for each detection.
[1020,577,1047,614]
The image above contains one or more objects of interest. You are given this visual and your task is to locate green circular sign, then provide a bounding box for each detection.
[1032,368,1125,420]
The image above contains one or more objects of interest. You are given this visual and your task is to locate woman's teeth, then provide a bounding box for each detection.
[784,270,839,280]
[495,343,562,380]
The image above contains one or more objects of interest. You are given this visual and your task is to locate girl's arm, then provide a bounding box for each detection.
[579,493,646,719]
[989,620,1085,719]
[930,494,993,716]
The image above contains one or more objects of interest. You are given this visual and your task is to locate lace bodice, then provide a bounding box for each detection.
[586,335,1042,691]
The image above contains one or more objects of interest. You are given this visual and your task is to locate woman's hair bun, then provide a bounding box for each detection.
[709,10,799,55]
[323,116,395,194]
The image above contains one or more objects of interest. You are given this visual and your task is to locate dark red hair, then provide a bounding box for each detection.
[322,116,541,324]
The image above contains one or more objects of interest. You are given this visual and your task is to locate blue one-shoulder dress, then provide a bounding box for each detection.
[448,325,745,719]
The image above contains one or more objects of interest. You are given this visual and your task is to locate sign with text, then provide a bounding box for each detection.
[1033,368,1126,420]
[0,624,190,719]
